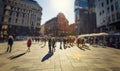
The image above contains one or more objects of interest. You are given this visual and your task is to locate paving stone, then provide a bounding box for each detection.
[54,68,61,71]
[0,41,120,71]
[74,67,88,71]
[110,67,120,71]
[91,68,108,71]
[42,69,54,71]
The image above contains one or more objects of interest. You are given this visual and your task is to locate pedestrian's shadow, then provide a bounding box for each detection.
[39,42,44,46]
[40,44,46,48]
[8,51,27,60]
[78,47,85,51]
[41,52,53,62]
[83,45,91,50]
[0,52,6,56]
[92,45,99,47]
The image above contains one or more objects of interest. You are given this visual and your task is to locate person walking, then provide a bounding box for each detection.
[43,37,46,46]
[27,38,32,52]
[63,38,67,49]
[60,37,63,49]
[48,37,52,53]
[6,35,14,53]
[52,37,56,52]
[76,38,80,48]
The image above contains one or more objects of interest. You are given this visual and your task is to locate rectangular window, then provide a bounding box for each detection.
[12,12,16,17]
[112,14,115,22]
[115,1,119,10]
[19,13,23,18]
[106,0,109,4]
[16,13,19,17]
[102,10,104,14]
[100,12,101,16]
[75,10,79,20]
[37,23,40,26]
[9,18,11,23]
[5,10,10,15]
[10,18,16,24]
[19,19,22,24]
[101,2,104,7]
[3,17,9,22]
[111,5,114,12]
[107,7,109,13]
[79,0,88,9]
[37,17,41,21]
[16,19,17,23]
[116,12,120,20]
[110,0,113,2]
[108,16,111,22]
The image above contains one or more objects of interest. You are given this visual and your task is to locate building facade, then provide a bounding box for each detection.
[0,0,5,41]
[69,23,77,35]
[57,13,69,36]
[44,17,58,36]
[74,0,96,34]
[44,13,69,37]
[88,0,97,33]
[40,24,45,36]
[0,0,42,40]
[95,0,120,33]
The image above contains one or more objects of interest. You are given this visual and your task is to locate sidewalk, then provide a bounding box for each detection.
[0,41,120,71]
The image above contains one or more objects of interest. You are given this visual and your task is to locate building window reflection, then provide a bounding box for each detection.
[112,14,115,22]
[116,12,120,20]
[115,1,119,10]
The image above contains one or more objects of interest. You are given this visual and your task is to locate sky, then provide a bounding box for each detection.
[35,0,75,25]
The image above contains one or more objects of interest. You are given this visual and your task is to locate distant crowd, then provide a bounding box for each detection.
[5,34,120,53]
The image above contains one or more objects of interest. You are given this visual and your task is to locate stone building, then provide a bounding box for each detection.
[44,13,69,36]
[44,17,58,36]
[69,23,77,35]
[57,13,69,36]
[0,0,42,40]
[95,0,120,33]
[40,24,45,36]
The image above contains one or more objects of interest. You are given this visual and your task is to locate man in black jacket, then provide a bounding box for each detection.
[6,35,14,53]
[48,37,52,53]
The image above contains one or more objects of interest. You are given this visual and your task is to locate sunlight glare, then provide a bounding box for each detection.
[50,0,70,12]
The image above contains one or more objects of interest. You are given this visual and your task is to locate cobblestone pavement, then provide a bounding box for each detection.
[0,41,120,71]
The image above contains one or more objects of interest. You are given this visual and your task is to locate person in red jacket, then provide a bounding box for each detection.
[27,38,32,52]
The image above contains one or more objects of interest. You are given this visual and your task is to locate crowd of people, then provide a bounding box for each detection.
[84,35,120,48]
[5,34,120,53]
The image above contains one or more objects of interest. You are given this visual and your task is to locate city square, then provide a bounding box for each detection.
[0,41,120,71]
[0,0,120,71]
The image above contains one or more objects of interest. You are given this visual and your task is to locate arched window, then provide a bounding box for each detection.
[11,12,16,17]
[5,10,10,15]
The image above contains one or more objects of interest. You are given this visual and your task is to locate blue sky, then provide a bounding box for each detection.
[35,0,75,25]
